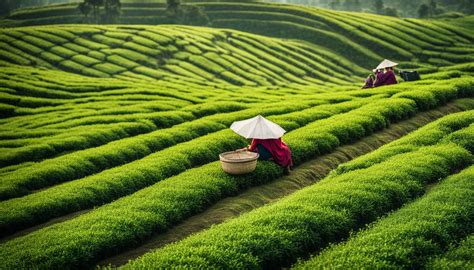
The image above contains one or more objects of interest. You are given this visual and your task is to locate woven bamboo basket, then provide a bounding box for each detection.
[219,150,259,175]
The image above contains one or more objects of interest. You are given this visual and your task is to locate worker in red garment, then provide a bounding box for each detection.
[374,67,398,87]
[244,138,293,174]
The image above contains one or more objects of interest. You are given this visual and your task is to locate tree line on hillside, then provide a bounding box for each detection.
[0,0,210,26]
[270,0,474,17]
[165,0,210,25]
[77,0,209,25]
[78,0,122,23]
[2,0,472,19]
[0,0,76,16]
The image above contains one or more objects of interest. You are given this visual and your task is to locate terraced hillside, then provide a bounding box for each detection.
[2,1,474,70]
[0,1,473,269]
[0,25,368,86]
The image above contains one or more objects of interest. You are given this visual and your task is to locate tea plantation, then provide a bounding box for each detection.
[0,0,473,269]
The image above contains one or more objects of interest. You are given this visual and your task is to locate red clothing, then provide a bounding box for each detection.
[374,70,397,87]
[249,138,293,167]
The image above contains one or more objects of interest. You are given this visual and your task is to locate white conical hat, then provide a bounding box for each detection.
[230,115,286,139]
[376,59,398,69]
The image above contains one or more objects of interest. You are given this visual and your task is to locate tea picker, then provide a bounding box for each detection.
[220,115,293,175]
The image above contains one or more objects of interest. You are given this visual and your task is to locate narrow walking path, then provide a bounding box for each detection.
[98,103,463,267]
[0,209,91,244]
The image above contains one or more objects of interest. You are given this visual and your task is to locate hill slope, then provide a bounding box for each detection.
[2,2,474,69]
[0,2,473,269]
[0,25,365,86]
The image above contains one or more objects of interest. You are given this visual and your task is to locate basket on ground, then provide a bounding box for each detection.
[219,150,259,175]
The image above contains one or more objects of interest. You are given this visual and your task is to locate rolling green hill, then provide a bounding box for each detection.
[2,1,473,69]
[0,1,473,269]
[0,25,366,86]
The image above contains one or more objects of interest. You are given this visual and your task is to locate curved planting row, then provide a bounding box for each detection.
[0,66,209,104]
[2,58,330,171]
[0,78,472,268]
[0,78,341,182]
[334,110,474,176]
[1,74,472,200]
[426,234,474,269]
[0,95,377,235]
[0,5,472,269]
[119,110,473,269]
[0,25,363,86]
[197,2,473,68]
[0,99,311,199]
[296,165,473,269]
[0,85,257,169]
[1,102,254,166]
[0,68,395,198]
[2,2,472,70]
[0,122,156,167]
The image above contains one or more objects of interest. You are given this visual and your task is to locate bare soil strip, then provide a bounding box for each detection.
[0,209,91,244]
[98,103,463,267]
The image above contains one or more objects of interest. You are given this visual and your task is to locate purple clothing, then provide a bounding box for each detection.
[373,71,385,87]
[374,70,397,87]
[362,75,374,89]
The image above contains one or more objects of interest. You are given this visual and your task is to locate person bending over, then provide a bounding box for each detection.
[245,137,293,174]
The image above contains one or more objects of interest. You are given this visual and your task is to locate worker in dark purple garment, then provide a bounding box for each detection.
[362,69,382,89]
[372,59,399,87]
[374,67,398,87]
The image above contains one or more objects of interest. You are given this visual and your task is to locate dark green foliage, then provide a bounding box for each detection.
[0,0,11,16]
[78,1,93,18]
[0,99,335,233]
[104,0,122,23]
[0,13,472,270]
[93,63,126,75]
[167,0,181,11]
[1,77,472,267]
[122,144,471,269]
[334,110,474,175]
[0,160,282,269]
[1,4,473,72]
[271,0,474,17]
[79,0,121,23]
[0,103,15,118]
[343,0,361,12]
[166,3,210,26]
[419,3,430,18]
[458,0,474,14]
[296,166,474,269]
[374,0,384,14]
[442,124,474,153]
[214,19,379,67]
[384,7,398,17]
[427,234,474,269]
[0,122,155,167]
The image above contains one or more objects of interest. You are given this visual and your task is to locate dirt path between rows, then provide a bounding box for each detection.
[0,209,92,243]
[97,103,464,268]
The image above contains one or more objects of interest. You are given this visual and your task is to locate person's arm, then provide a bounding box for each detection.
[248,139,257,151]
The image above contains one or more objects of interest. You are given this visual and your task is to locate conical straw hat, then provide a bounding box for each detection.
[230,115,286,139]
[376,59,398,69]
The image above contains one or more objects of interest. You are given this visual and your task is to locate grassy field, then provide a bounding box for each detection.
[0,1,473,269]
